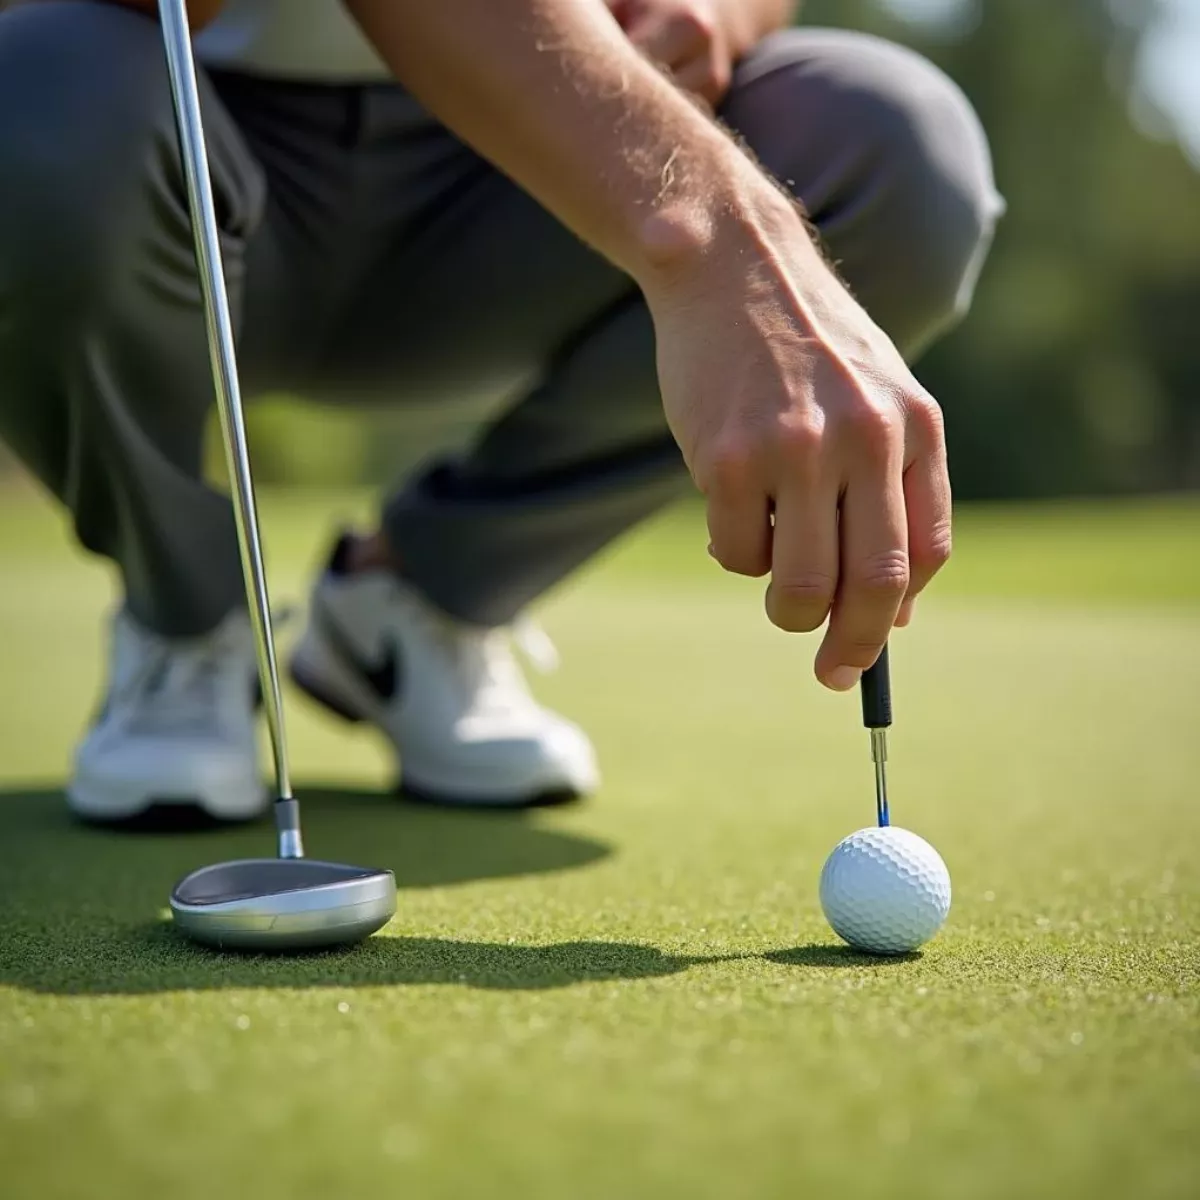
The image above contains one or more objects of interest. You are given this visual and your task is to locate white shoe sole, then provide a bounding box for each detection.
[290,623,596,807]
[67,772,268,823]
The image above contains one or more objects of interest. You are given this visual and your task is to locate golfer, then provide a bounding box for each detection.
[0,0,1001,817]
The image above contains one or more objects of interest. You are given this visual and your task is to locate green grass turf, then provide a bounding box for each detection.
[1,484,1198,1200]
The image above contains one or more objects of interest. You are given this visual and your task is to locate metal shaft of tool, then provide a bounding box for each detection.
[870,728,890,828]
[158,0,303,858]
[860,645,893,827]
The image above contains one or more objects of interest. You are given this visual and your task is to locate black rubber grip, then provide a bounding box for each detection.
[860,644,892,729]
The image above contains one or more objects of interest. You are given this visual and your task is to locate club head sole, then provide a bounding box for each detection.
[169,859,397,952]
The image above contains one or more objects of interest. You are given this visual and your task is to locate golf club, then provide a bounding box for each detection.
[860,645,891,827]
[159,0,397,950]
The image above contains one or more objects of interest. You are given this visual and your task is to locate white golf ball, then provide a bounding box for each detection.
[819,826,951,954]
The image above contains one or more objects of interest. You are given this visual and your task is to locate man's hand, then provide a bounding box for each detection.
[643,195,952,690]
[609,0,733,107]
[348,0,948,691]
[608,0,797,107]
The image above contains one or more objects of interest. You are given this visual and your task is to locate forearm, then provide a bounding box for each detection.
[345,0,803,292]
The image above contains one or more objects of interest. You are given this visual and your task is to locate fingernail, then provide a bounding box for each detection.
[827,665,863,692]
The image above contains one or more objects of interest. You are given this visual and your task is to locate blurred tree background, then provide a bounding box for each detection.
[811,0,1200,499]
[3,0,1197,498]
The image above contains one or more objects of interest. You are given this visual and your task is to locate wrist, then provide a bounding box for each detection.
[631,163,825,307]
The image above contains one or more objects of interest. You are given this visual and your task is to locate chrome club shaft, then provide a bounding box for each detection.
[158,0,301,858]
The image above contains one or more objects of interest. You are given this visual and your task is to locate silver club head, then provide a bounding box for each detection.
[170,859,398,952]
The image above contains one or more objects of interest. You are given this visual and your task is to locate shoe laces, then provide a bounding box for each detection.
[113,617,251,736]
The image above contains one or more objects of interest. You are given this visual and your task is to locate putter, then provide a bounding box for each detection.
[159,0,397,950]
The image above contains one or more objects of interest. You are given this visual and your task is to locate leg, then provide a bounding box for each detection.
[0,1,266,637]
[721,28,1002,358]
[379,28,1002,625]
[0,4,352,820]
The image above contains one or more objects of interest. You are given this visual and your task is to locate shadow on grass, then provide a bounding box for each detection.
[0,787,915,996]
[765,944,921,968]
[0,784,632,995]
[58,922,731,995]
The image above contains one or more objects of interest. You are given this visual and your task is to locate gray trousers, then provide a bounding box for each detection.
[0,2,1001,636]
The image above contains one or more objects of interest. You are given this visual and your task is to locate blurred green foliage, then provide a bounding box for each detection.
[815,0,1200,498]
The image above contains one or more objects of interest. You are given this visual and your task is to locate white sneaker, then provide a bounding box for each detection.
[68,610,267,822]
[289,540,599,806]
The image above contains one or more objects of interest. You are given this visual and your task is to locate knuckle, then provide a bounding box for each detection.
[845,404,899,455]
[910,394,947,447]
[776,574,837,604]
[701,439,759,495]
[919,394,946,433]
[766,574,836,631]
[774,415,824,461]
[914,522,953,571]
[851,550,910,597]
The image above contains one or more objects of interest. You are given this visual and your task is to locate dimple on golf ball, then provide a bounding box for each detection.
[819,826,951,954]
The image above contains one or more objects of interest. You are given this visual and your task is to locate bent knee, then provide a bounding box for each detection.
[727,29,1003,355]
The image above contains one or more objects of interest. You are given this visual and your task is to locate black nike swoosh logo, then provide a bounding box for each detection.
[314,600,401,702]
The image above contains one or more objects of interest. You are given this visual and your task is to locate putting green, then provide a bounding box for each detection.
[1,486,1197,1200]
